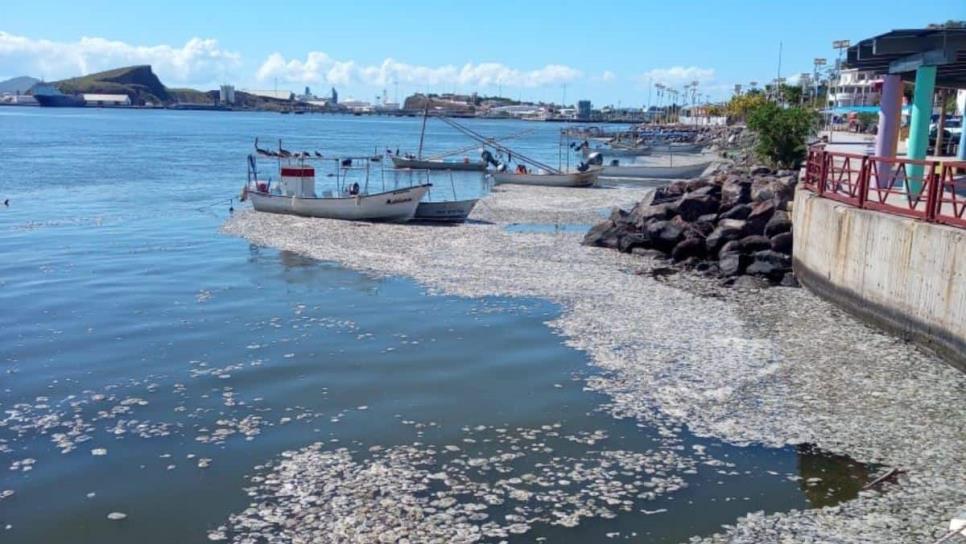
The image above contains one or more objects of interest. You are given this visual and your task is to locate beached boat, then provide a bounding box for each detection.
[583,146,651,158]
[413,199,478,222]
[599,161,712,180]
[648,142,705,154]
[391,155,488,171]
[492,167,601,187]
[247,185,430,222]
[243,156,431,222]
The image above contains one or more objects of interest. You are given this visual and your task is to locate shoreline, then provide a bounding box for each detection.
[224,184,966,542]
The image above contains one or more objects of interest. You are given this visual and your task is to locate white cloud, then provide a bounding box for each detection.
[639,66,716,86]
[256,51,582,89]
[600,70,616,82]
[0,31,240,85]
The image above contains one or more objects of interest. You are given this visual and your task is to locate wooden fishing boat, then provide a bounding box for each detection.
[391,155,488,171]
[492,167,601,187]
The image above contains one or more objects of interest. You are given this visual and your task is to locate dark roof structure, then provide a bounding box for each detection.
[845,27,966,89]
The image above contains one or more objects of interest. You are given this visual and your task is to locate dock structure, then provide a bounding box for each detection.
[793,26,966,367]
[845,27,966,184]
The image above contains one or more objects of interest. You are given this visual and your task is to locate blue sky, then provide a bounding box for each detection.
[1,0,961,105]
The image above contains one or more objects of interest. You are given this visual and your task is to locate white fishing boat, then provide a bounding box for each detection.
[583,145,652,158]
[242,155,431,222]
[600,161,712,180]
[492,167,601,187]
[413,199,478,222]
[391,155,488,171]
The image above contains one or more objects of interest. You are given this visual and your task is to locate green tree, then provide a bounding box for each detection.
[727,93,768,122]
[746,103,817,168]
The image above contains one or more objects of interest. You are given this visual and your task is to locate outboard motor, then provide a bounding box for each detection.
[576,161,589,172]
[481,149,500,168]
[341,158,353,167]
[586,152,603,166]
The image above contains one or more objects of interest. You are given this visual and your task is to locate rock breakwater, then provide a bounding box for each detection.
[584,164,799,287]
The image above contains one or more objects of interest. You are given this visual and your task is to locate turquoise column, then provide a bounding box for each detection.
[959,107,966,160]
[874,75,903,187]
[906,66,936,191]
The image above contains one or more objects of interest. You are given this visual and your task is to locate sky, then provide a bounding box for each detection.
[0,0,962,106]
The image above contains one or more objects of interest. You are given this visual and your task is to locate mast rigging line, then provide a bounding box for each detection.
[423,127,539,161]
[434,115,561,174]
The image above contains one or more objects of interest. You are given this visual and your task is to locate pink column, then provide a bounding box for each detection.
[874,74,903,188]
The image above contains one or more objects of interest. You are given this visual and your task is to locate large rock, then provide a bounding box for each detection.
[745,200,777,235]
[677,195,719,222]
[720,203,752,220]
[671,238,707,262]
[770,231,793,254]
[750,164,773,176]
[719,235,771,256]
[582,220,620,248]
[719,252,752,276]
[647,220,685,252]
[746,249,792,281]
[764,210,792,237]
[631,203,674,226]
[618,232,650,253]
[705,219,747,254]
[720,176,752,211]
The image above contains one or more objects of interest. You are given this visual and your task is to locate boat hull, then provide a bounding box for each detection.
[492,168,600,187]
[584,146,651,158]
[413,199,479,223]
[391,156,488,171]
[600,162,712,180]
[249,184,431,222]
[34,94,87,107]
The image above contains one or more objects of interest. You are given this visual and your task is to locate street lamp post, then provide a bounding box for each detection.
[829,40,851,143]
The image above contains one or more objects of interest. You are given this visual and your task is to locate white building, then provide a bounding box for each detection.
[828,69,881,109]
[82,94,131,106]
[243,89,294,101]
[488,104,546,117]
[220,85,236,105]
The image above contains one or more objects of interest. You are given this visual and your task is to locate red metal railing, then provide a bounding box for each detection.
[803,146,966,228]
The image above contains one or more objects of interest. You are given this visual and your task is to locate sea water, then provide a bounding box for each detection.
[0,109,867,543]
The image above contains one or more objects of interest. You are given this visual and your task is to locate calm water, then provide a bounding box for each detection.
[0,109,866,543]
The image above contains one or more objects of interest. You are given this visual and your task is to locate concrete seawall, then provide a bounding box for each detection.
[792,187,965,369]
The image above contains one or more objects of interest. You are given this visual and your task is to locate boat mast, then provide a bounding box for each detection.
[417,101,429,160]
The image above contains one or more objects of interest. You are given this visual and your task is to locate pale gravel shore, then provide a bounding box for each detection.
[223,184,966,543]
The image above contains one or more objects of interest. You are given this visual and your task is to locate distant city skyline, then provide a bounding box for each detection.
[0,0,961,106]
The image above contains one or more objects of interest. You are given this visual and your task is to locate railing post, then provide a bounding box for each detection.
[926,162,941,222]
[858,156,869,208]
[818,150,828,195]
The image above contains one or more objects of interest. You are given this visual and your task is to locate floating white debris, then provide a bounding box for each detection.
[91,448,107,456]
[107,512,127,521]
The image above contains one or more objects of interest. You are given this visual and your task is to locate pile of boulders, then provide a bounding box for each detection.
[583,164,799,287]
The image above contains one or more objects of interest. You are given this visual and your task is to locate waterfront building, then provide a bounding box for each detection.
[577,100,592,120]
[219,85,236,105]
[331,87,338,105]
[243,89,294,101]
[827,69,882,109]
[82,94,131,107]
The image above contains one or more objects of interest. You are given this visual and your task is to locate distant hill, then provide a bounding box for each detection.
[0,76,40,93]
[51,65,171,105]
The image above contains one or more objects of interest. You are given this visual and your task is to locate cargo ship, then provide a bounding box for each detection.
[32,84,87,107]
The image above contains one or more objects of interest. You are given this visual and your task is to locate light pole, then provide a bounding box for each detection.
[830,40,851,142]
[813,57,827,108]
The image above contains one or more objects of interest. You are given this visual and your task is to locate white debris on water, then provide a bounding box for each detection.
[224,429,694,543]
[107,512,127,521]
[222,184,966,543]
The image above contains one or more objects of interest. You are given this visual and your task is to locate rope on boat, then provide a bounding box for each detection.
[194,197,235,214]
